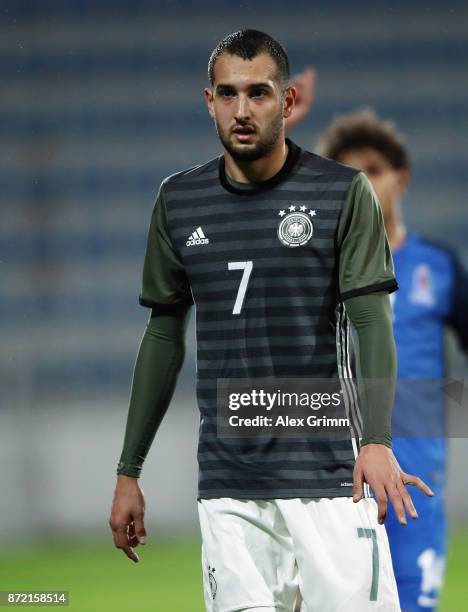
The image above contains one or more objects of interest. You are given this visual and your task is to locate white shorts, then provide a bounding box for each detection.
[198,497,400,612]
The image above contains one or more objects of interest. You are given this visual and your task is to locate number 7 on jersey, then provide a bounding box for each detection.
[228,261,253,315]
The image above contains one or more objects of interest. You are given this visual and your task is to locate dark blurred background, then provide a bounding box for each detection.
[0,1,467,609]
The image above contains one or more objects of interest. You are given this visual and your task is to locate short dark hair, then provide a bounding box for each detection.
[316,108,410,170]
[208,29,290,87]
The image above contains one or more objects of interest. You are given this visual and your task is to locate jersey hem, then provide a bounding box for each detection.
[197,488,354,500]
[340,278,399,301]
[220,604,291,612]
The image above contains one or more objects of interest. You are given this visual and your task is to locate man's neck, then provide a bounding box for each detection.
[223,139,288,184]
[385,217,407,251]
[383,198,408,251]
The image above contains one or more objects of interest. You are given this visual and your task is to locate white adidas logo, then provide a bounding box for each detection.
[186,226,209,246]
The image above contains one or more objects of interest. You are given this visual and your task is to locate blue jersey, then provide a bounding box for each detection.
[391,231,468,479]
[386,231,468,611]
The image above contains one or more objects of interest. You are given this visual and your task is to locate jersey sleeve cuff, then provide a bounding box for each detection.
[117,461,142,478]
[340,278,399,302]
[360,436,392,449]
[138,295,193,311]
[139,295,158,309]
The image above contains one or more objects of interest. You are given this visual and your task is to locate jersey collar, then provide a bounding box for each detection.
[219,138,301,195]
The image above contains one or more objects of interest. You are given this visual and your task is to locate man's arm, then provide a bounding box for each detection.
[109,183,193,562]
[284,67,316,133]
[447,254,468,352]
[345,292,434,525]
[117,304,191,477]
[109,304,191,562]
[346,292,395,448]
[337,173,433,525]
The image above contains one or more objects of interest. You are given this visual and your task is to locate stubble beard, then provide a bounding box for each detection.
[215,108,284,162]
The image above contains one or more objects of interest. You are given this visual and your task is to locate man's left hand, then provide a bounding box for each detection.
[353,443,434,525]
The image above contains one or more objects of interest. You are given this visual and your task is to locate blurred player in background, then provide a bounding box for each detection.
[315,109,468,612]
[109,31,435,611]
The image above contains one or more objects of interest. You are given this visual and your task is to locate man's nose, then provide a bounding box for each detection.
[234,94,251,120]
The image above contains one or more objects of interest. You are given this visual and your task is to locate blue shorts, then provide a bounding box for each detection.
[386,484,447,611]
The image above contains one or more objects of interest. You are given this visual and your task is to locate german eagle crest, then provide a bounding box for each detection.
[277,205,316,247]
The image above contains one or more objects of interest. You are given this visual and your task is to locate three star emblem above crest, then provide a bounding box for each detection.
[278,207,316,218]
[277,204,316,248]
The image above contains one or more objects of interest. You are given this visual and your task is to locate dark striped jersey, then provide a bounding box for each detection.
[139,139,398,499]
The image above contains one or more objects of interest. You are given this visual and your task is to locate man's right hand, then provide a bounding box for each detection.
[109,474,147,563]
[284,67,316,133]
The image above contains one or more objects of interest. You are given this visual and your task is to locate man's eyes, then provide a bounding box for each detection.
[219,89,236,97]
[217,88,269,98]
[250,89,268,98]
[366,166,382,177]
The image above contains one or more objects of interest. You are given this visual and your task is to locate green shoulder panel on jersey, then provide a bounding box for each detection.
[337,171,398,301]
[139,158,221,310]
[139,186,193,309]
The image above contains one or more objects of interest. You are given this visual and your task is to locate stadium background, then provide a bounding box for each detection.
[0,1,467,609]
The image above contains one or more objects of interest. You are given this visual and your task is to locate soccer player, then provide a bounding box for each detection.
[109,31,433,611]
[316,109,468,612]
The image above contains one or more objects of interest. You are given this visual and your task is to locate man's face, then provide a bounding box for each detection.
[205,52,294,161]
[338,147,409,221]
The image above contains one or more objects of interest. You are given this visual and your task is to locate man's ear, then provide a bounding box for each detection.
[204,87,215,118]
[282,85,296,119]
[396,167,410,195]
